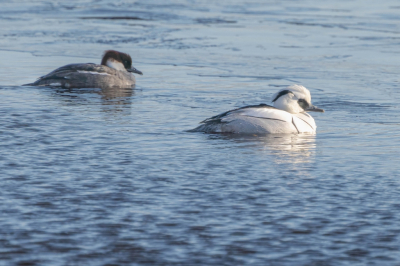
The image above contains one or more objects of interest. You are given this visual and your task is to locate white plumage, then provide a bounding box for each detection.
[191,84,324,134]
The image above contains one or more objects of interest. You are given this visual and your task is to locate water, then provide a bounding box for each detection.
[1,0,400,265]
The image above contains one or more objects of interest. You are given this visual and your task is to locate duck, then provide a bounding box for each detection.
[191,84,324,134]
[24,50,142,89]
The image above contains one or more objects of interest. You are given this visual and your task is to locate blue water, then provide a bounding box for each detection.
[1,1,400,265]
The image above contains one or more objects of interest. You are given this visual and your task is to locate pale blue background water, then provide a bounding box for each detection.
[1,1,400,265]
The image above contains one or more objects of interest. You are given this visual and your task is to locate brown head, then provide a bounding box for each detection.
[101,50,143,75]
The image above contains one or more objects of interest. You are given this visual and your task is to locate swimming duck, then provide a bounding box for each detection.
[24,50,142,89]
[191,84,324,134]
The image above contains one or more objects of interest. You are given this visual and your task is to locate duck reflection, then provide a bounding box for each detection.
[98,86,133,104]
[49,86,135,119]
[210,133,316,164]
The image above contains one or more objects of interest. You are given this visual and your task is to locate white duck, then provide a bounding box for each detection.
[191,84,324,134]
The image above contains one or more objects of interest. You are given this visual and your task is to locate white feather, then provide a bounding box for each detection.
[106,59,126,71]
[77,71,110,76]
[227,107,293,122]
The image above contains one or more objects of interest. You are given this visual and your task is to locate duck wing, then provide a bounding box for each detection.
[25,63,118,85]
[201,104,292,124]
[39,63,116,80]
[192,104,296,133]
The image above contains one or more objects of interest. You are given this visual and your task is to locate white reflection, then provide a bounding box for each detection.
[210,133,317,164]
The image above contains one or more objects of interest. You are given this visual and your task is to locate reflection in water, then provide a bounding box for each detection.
[97,86,134,117]
[3,0,400,264]
[49,86,135,119]
[212,133,316,165]
[98,86,134,103]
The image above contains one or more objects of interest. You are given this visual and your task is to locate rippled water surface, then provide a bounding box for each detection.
[1,1,400,265]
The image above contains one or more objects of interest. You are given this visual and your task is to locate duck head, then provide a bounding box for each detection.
[101,50,143,75]
[271,84,324,114]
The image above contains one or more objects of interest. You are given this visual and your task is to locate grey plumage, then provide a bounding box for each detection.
[24,63,136,89]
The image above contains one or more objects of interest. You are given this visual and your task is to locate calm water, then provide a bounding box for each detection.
[1,1,400,265]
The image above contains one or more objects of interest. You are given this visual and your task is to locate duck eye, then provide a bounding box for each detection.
[297,99,309,109]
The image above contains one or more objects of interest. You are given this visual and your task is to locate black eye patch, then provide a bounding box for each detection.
[297,99,310,109]
[272,90,293,102]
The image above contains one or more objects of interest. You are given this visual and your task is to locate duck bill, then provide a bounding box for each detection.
[306,105,325,112]
[127,66,143,75]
